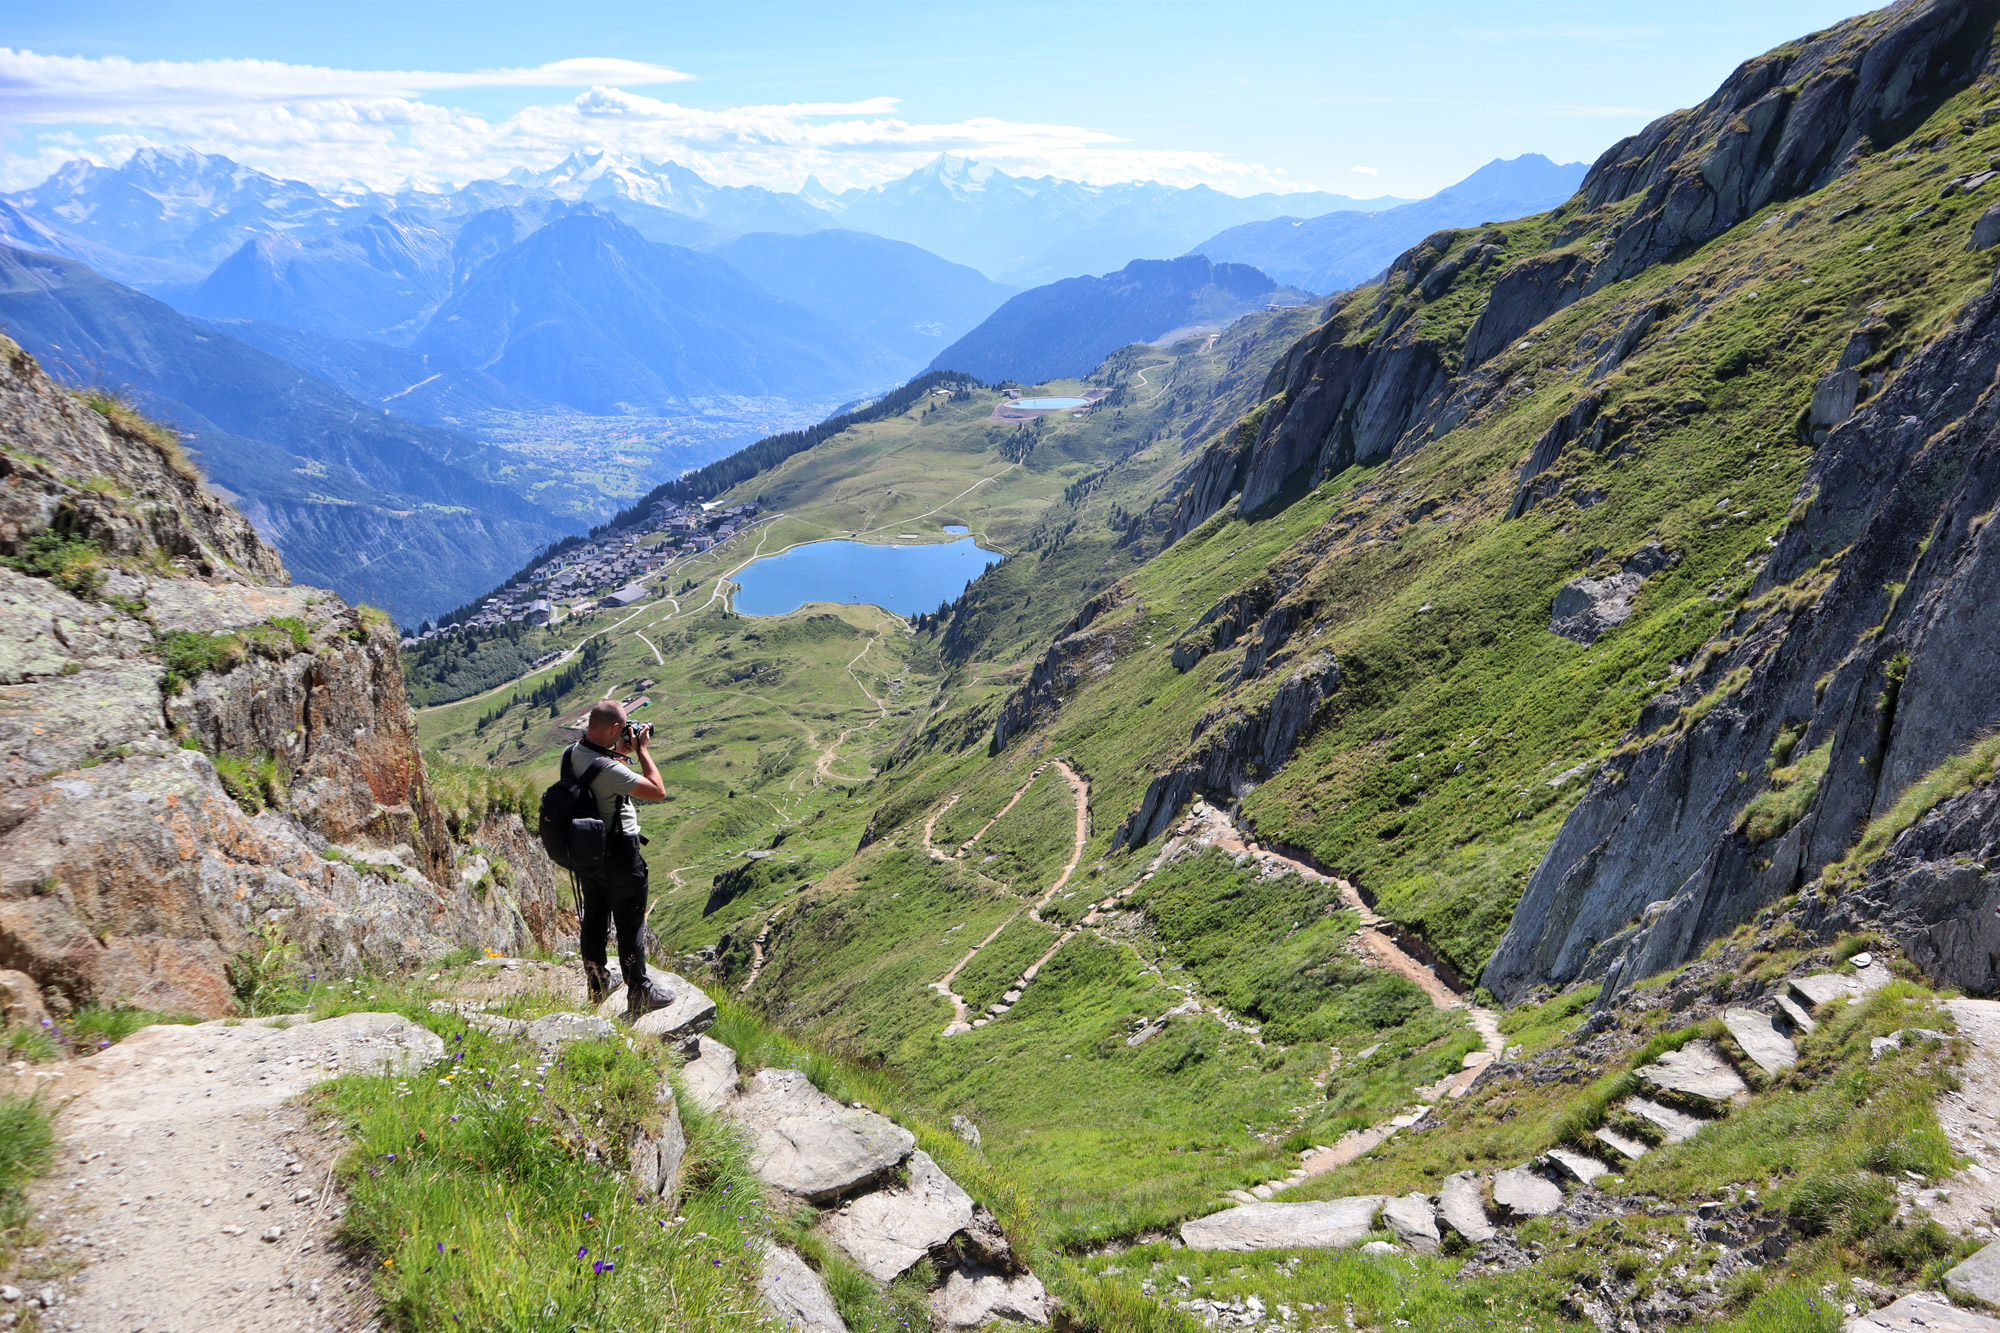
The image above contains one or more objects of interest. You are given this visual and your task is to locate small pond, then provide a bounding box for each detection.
[943,524,969,534]
[1011,396,1089,410]
[732,537,1002,617]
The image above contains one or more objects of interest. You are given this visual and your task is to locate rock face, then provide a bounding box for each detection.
[732,1067,917,1203]
[1548,544,1677,645]
[0,342,569,1015]
[1847,1294,2000,1333]
[1113,653,1340,849]
[1484,265,2000,1002]
[1180,1197,1387,1251]
[628,1080,687,1208]
[989,590,1137,752]
[820,1150,978,1281]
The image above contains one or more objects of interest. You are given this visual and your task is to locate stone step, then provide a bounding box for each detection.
[1437,1171,1495,1244]
[1544,1147,1610,1186]
[1181,1197,1389,1252]
[1622,1096,1706,1144]
[1773,992,1817,1035]
[1592,1126,1649,1161]
[1491,1166,1563,1218]
[1634,1040,1749,1111]
[1380,1193,1441,1253]
[1845,1293,2000,1333]
[1723,1008,1799,1076]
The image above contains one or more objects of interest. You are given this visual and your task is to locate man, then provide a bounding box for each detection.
[569,699,674,1016]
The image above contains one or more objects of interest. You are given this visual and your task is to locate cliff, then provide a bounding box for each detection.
[0,336,567,1015]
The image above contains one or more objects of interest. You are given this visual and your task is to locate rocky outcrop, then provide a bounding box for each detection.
[1801,781,2000,995]
[1170,579,1279,673]
[1484,269,2000,1002]
[1507,392,1602,519]
[0,342,567,1015]
[1576,0,2000,290]
[1548,543,1677,644]
[1113,653,1339,849]
[990,590,1138,752]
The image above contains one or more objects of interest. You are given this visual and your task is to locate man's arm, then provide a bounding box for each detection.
[627,729,667,802]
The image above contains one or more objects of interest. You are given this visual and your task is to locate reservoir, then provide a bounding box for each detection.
[732,537,1002,617]
[1011,396,1089,410]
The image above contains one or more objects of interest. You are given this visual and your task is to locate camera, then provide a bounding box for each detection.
[621,720,652,746]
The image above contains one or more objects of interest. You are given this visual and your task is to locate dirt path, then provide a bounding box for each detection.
[13,1012,441,1333]
[1934,997,2000,1232]
[634,630,663,665]
[739,909,789,996]
[926,762,1090,1036]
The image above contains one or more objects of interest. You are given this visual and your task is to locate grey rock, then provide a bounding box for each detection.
[1809,368,1861,429]
[1774,993,1817,1035]
[1970,203,2000,252]
[1507,392,1602,520]
[991,591,1140,751]
[1550,572,1644,644]
[1790,973,1858,1010]
[732,1067,915,1203]
[526,1012,616,1047]
[1723,1008,1798,1075]
[1946,1239,2000,1308]
[1437,1172,1495,1244]
[758,1241,847,1333]
[1847,1295,2000,1333]
[1635,1041,1747,1111]
[682,1034,739,1113]
[0,971,46,1027]
[1180,1197,1387,1251]
[1592,1127,1649,1161]
[1492,1167,1563,1219]
[1379,1193,1440,1253]
[951,1114,982,1147]
[1544,1148,1609,1186]
[1623,1096,1705,1144]
[628,1080,686,1208]
[820,1150,976,1281]
[1112,653,1339,848]
[932,1265,1049,1329]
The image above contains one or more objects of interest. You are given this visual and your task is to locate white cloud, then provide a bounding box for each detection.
[1350,165,1380,176]
[0,49,1313,195]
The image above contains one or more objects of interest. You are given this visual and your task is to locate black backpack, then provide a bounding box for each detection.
[537,744,616,869]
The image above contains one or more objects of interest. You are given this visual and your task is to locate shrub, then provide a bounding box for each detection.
[3,529,105,597]
[1738,742,1830,844]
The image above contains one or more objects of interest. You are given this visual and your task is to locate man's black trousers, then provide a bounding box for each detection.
[578,832,649,992]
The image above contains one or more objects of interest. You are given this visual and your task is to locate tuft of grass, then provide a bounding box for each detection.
[1828,730,2000,879]
[229,920,306,1016]
[78,389,200,481]
[1739,741,1831,844]
[0,1093,53,1269]
[211,750,285,815]
[321,1009,775,1333]
[3,530,105,598]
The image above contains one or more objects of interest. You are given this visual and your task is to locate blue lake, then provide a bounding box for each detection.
[1012,396,1089,410]
[732,538,1002,617]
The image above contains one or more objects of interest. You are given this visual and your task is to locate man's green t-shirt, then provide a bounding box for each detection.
[567,744,642,837]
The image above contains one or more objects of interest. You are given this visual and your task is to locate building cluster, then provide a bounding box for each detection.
[404,499,760,644]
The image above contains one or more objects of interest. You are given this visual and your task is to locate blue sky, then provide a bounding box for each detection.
[0,0,1869,195]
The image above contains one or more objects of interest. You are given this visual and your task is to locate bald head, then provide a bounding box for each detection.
[586,699,626,746]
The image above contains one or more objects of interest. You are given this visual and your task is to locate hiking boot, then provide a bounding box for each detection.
[626,979,675,1022]
[584,961,614,1008]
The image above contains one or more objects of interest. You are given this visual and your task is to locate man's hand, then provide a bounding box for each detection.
[628,723,666,802]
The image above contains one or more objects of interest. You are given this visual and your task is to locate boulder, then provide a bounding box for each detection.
[1723,1008,1798,1075]
[1379,1193,1440,1253]
[1438,1172,1495,1244]
[1180,1197,1387,1251]
[0,970,46,1026]
[1492,1167,1563,1219]
[1945,1238,2000,1308]
[1549,572,1643,644]
[526,1012,616,1047]
[681,1034,739,1113]
[932,1266,1049,1329]
[732,1067,915,1203]
[1846,1295,2000,1333]
[820,1150,977,1281]
[758,1241,847,1333]
[597,967,718,1049]
[628,1080,686,1208]
[1970,203,2000,251]
[1634,1041,1748,1111]
[1593,1126,1649,1161]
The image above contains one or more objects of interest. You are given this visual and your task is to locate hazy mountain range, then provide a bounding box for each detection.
[935,257,1313,385]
